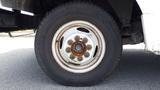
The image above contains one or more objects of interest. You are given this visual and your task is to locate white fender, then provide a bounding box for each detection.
[137,0,160,55]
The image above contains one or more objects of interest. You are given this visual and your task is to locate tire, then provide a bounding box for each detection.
[35,2,122,86]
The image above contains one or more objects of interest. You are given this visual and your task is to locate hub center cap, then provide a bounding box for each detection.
[75,44,82,51]
[71,41,86,56]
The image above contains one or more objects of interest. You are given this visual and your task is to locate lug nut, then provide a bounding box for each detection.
[87,45,92,50]
[84,52,90,58]
[66,47,71,53]
[82,38,88,43]
[68,40,73,45]
[70,54,75,60]
[77,57,83,61]
[75,36,80,41]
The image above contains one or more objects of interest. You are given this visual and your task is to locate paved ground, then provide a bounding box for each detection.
[0,33,160,90]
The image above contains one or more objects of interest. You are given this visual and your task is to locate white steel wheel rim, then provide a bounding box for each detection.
[52,20,106,73]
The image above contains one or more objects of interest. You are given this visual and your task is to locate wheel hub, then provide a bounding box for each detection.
[52,20,106,73]
[71,41,87,56]
[66,35,92,61]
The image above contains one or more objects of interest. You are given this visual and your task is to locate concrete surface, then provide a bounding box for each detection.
[0,35,160,90]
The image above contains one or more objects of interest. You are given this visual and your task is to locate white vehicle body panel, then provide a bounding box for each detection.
[137,0,160,55]
[0,0,160,54]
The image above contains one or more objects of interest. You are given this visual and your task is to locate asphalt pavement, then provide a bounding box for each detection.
[0,33,160,90]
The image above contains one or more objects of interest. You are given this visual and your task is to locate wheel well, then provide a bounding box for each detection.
[5,0,136,31]
[0,0,143,44]
[34,0,143,45]
[35,0,122,29]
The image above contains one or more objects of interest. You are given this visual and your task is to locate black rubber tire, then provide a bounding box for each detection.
[35,2,122,86]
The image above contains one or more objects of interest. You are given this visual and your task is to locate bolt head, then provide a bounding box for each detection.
[87,45,92,50]
[70,54,75,60]
[75,36,80,41]
[68,40,73,45]
[77,57,83,61]
[84,52,90,58]
[66,47,71,53]
[82,38,88,43]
